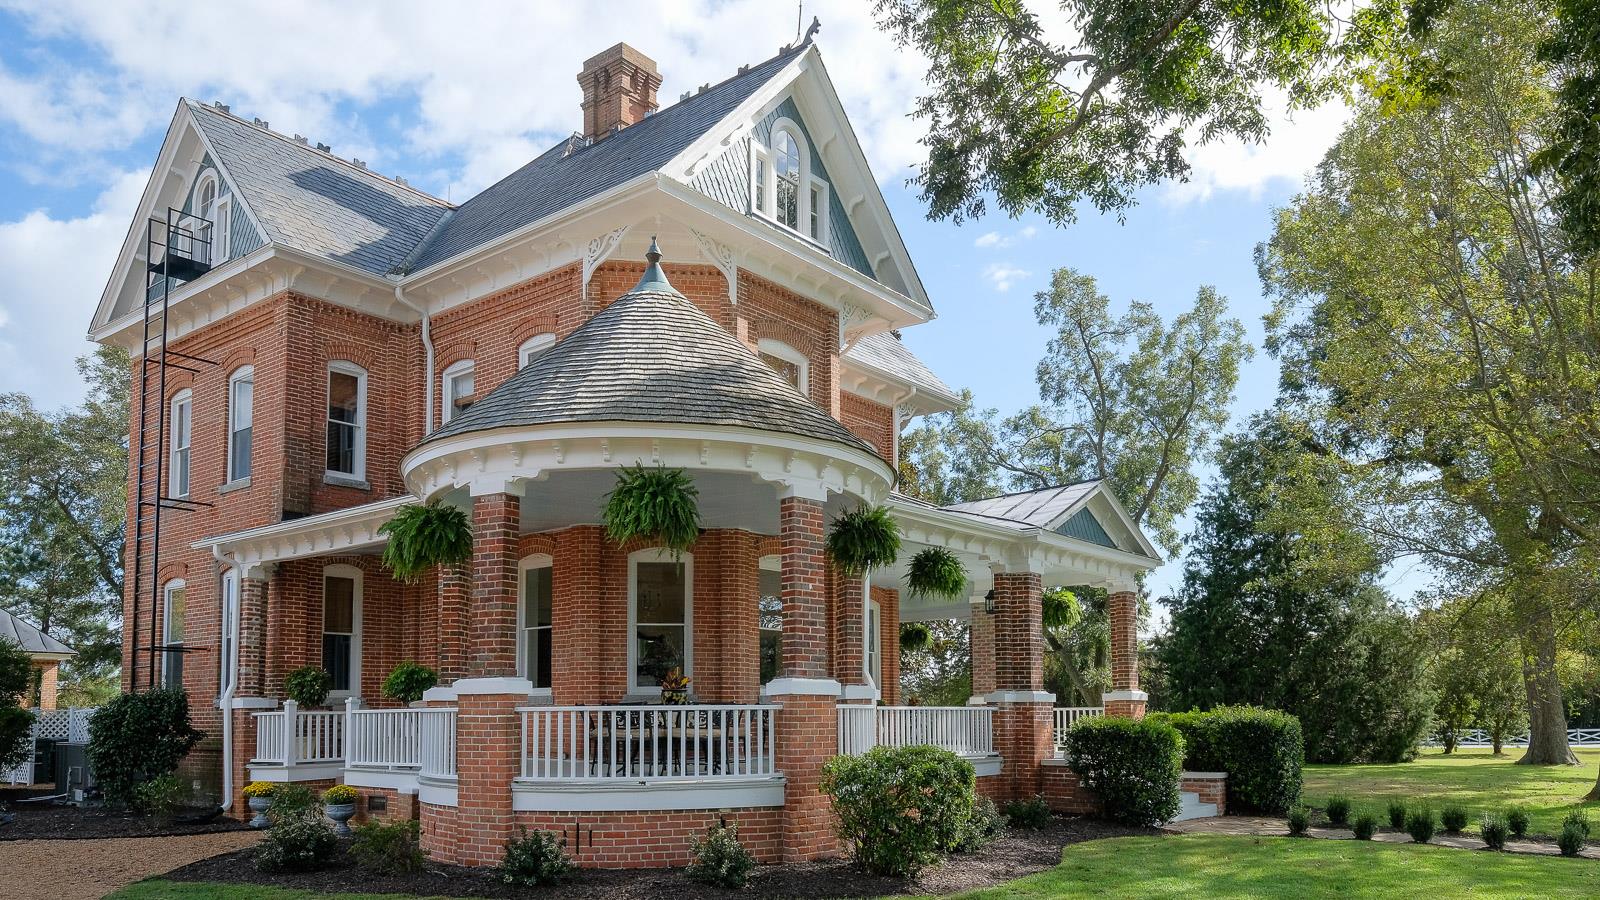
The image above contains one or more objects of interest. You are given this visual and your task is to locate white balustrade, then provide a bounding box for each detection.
[1053,706,1104,746]
[844,706,993,756]
[520,705,777,782]
[250,700,344,764]
[419,708,458,779]
[347,706,435,769]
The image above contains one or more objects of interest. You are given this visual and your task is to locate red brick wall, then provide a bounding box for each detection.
[969,603,995,698]
[778,497,828,680]
[872,587,900,705]
[470,493,520,678]
[29,661,60,710]
[840,393,893,462]
[1041,764,1102,815]
[514,808,782,868]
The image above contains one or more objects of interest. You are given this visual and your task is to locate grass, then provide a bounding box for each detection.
[1303,747,1600,837]
[956,834,1600,898]
[110,884,463,900]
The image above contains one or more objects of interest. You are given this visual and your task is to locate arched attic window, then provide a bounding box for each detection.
[191,169,230,263]
[757,339,809,394]
[752,119,829,244]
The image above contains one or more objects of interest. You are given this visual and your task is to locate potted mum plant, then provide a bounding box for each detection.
[322,784,359,835]
[660,667,691,705]
[242,781,275,828]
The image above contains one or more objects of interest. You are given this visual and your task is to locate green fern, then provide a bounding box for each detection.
[378,501,473,582]
[825,505,901,574]
[899,621,932,653]
[905,547,968,600]
[603,464,701,558]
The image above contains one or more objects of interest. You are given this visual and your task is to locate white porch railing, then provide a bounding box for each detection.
[520,705,777,782]
[419,708,458,779]
[347,706,460,770]
[251,701,344,765]
[836,706,994,756]
[1053,706,1104,747]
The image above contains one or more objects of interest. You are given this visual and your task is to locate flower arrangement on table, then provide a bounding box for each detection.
[660,668,691,705]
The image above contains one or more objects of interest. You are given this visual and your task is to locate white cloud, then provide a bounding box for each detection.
[1165,91,1351,205]
[0,0,931,195]
[973,225,1038,249]
[0,168,148,407]
[983,263,1029,292]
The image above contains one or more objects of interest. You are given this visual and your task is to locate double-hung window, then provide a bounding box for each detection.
[326,362,367,480]
[228,366,253,482]
[218,570,237,698]
[441,361,475,425]
[163,579,186,690]
[752,122,829,245]
[518,557,553,691]
[322,567,361,696]
[629,550,692,693]
[169,389,192,498]
[866,598,882,690]
[758,558,782,684]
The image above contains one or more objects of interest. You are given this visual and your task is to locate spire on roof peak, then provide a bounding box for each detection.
[632,235,674,292]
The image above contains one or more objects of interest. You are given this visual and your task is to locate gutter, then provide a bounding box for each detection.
[211,543,243,814]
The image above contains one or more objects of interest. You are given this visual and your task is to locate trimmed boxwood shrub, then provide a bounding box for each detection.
[1388,799,1408,830]
[87,688,204,804]
[1062,716,1184,827]
[821,745,977,877]
[1506,806,1530,838]
[1325,795,1351,827]
[1287,806,1310,836]
[1406,807,1436,843]
[1150,706,1303,815]
[1559,821,1587,857]
[1352,812,1378,840]
[1440,804,1469,833]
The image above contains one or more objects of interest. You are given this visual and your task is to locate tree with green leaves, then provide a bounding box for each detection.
[1422,593,1530,755]
[0,347,129,690]
[1258,0,1599,767]
[0,637,36,772]
[872,0,1405,226]
[1159,414,1435,763]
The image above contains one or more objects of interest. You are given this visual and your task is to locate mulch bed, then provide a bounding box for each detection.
[160,816,1156,898]
[0,799,253,841]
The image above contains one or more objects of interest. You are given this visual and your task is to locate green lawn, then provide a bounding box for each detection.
[957,834,1600,899]
[1302,747,1600,836]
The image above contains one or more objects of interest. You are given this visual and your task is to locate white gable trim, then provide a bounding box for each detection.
[1042,483,1162,561]
[663,44,930,315]
[88,99,270,336]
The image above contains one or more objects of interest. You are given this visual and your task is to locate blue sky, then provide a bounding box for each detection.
[0,1,1427,607]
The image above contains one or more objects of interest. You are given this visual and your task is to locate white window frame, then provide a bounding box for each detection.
[751,118,829,246]
[218,569,237,699]
[756,338,809,394]
[758,555,781,686]
[441,360,475,425]
[321,564,363,700]
[213,194,232,261]
[163,578,186,690]
[325,361,368,481]
[626,548,694,695]
[518,333,556,368]
[169,388,192,499]
[866,595,882,693]
[517,554,555,694]
[227,365,253,483]
[192,169,220,262]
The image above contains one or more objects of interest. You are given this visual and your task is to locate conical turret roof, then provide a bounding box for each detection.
[422,242,876,457]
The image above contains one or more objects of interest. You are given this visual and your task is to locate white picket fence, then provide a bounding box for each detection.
[4,707,96,786]
[419,708,458,779]
[520,704,778,782]
[252,701,345,765]
[1053,706,1104,747]
[1426,728,1600,749]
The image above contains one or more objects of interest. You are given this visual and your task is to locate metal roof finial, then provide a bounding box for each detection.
[633,235,673,292]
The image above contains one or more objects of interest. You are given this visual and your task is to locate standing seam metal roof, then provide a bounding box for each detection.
[0,608,74,656]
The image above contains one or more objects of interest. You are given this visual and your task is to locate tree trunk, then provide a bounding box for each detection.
[1516,605,1578,765]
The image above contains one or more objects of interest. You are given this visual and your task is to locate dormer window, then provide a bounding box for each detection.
[192,169,230,263]
[752,121,829,245]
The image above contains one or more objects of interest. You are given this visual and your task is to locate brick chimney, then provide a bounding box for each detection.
[578,43,661,144]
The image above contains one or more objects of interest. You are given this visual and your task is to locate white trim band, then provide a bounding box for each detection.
[1103,690,1149,703]
[987,690,1055,704]
[764,677,843,698]
[452,677,536,696]
[511,776,786,812]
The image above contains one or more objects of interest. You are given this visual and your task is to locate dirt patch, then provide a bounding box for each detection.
[159,816,1156,898]
[0,830,261,900]
[0,800,252,841]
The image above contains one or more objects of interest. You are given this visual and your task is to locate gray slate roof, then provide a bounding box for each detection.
[424,257,877,457]
[405,48,803,272]
[0,608,74,656]
[843,332,958,404]
[187,101,453,276]
[942,481,1102,528]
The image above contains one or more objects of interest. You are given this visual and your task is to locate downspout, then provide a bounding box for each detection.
[212,543,242,814]
[392,281,434,434]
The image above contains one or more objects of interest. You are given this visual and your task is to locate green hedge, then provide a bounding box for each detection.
[1150,705,1303,814]
[1062,716,1184,826]
[821,745,977,877]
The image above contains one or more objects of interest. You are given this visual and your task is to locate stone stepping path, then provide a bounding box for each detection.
[1168,814,1600,860]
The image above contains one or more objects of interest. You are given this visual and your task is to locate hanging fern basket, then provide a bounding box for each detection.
[899,621,932,654]
[906,547,968,600]
[825,505,901,575]
[602,464,702,558]
[378,501,473,582]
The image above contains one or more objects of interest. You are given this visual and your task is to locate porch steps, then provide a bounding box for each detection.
[1173,790,1218,822]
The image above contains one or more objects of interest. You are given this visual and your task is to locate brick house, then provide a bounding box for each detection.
[87,39,1166,867]
[0,608,74,710]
